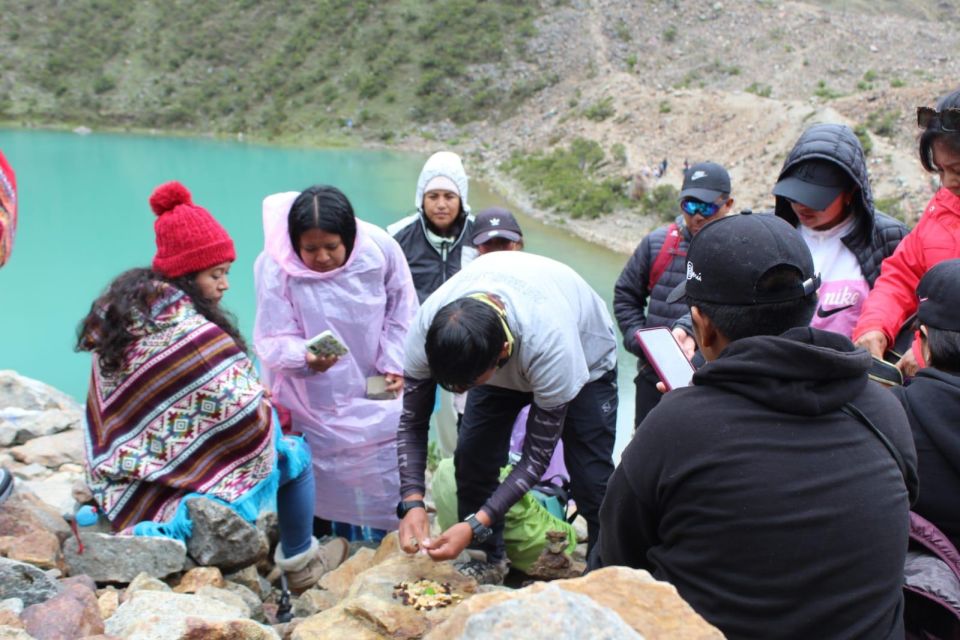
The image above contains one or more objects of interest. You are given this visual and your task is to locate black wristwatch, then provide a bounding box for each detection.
[396,499,426,519]
[465,512,493,543]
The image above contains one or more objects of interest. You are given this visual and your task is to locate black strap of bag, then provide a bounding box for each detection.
[841,402,907,484]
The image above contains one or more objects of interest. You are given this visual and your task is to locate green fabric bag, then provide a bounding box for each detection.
[431,458,578,572]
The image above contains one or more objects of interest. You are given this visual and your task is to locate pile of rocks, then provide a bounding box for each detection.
[0,370,724,639]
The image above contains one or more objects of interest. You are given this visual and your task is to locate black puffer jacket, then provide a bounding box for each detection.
[774,123,907,285]
[388,212,476,304]
[613,216,693,370]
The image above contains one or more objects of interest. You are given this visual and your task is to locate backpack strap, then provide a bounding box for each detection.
[648,223,684,291]
[841,402,907,485]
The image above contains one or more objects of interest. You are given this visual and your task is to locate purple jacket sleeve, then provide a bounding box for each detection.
[375,234,418,376]
[252,254,314,378]
[397,375,437,499]
[480,402,569,523]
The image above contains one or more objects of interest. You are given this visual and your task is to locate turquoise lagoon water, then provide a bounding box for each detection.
[0,129,638,456]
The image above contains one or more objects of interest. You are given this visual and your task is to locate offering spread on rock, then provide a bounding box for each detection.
[392,578,463,611]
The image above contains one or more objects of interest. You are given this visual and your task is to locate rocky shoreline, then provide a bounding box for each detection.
[0,369,722,639]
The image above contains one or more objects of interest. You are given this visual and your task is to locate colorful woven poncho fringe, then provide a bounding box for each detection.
[82,284,305,540]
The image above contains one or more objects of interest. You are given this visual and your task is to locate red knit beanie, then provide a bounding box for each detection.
[149,181,236,278]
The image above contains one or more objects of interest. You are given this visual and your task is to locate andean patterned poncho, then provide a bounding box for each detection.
[83,284,274,533]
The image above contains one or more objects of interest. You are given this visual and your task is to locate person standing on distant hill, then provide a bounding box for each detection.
[773,123,907,339]
[854,88,960,375]
[613,161,734,429]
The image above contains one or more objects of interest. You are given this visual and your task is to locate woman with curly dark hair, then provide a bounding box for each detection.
[76,181,347,593]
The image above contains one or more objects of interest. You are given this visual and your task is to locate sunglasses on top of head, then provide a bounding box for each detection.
[681,198,723,218]
[917,106,960,133]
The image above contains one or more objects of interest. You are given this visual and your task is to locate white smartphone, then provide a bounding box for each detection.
[634,327,695,391]
[306,330,349,358]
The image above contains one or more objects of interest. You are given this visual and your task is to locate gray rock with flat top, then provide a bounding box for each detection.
[63,533,186,582]
[460,584,644,640]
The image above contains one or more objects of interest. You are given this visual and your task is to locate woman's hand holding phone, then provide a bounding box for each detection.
[306,351,339,372]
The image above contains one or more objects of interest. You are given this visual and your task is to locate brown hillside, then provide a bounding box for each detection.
[416,0,960,253]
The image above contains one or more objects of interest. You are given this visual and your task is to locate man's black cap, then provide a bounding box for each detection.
[772,159,853,211]
[680,162,732,203]
[667,213,821,305]
[472,207,523,245]
[918,259,960,331]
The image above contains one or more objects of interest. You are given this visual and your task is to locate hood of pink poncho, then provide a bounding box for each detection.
[261,191,363,280]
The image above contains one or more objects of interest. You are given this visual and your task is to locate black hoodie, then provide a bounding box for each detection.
[774,124,907,286]
[892,368,960,550]
[598,327,918,640]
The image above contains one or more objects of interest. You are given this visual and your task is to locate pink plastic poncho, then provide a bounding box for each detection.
[253,192,418,530]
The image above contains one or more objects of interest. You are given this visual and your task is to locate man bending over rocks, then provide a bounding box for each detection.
[396,251,618,585]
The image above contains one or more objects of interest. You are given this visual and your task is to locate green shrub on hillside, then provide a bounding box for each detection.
[814,80,843,100]
[504,139,679,221]
[0,0,542,137]
[746,83,772,98]
[866,109,900,137]
[649,185,681,222]
[875,196,907,223]
[584,97,615,122]
[854,124,874,156]
[504,139,629,219]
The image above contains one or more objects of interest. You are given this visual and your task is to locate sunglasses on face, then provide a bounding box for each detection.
[681,198,723,218]
[917,106,960,132]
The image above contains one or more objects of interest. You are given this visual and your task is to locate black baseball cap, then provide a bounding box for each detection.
[472,207,523,245]
[680,162,732,202]
[667,213,820,305]
[918,259,960,331]
[773,159,853,211]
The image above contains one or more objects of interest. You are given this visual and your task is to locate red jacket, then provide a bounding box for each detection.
[854,188,960,344]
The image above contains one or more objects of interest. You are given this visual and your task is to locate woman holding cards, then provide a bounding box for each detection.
[254,185,418,538]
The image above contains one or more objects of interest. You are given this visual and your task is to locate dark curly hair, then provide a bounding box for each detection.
[76,267,248,375]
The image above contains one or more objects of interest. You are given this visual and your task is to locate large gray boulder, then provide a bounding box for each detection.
[0,558,62,606]
[0,407,81,446]
[0,371,81,412]
[185,498,263,571]
[460,584,643,640]
[63,532,186,582]
[105,590,278,640]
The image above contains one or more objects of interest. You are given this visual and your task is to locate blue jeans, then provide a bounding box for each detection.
[277,437,316,558]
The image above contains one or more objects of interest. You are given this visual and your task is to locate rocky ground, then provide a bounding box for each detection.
[0,369,724,639]
[389,0,959,254]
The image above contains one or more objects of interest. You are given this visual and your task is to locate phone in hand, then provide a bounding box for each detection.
[366,375,398,400]
[306,330,349,358]
[634,327,695,391]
